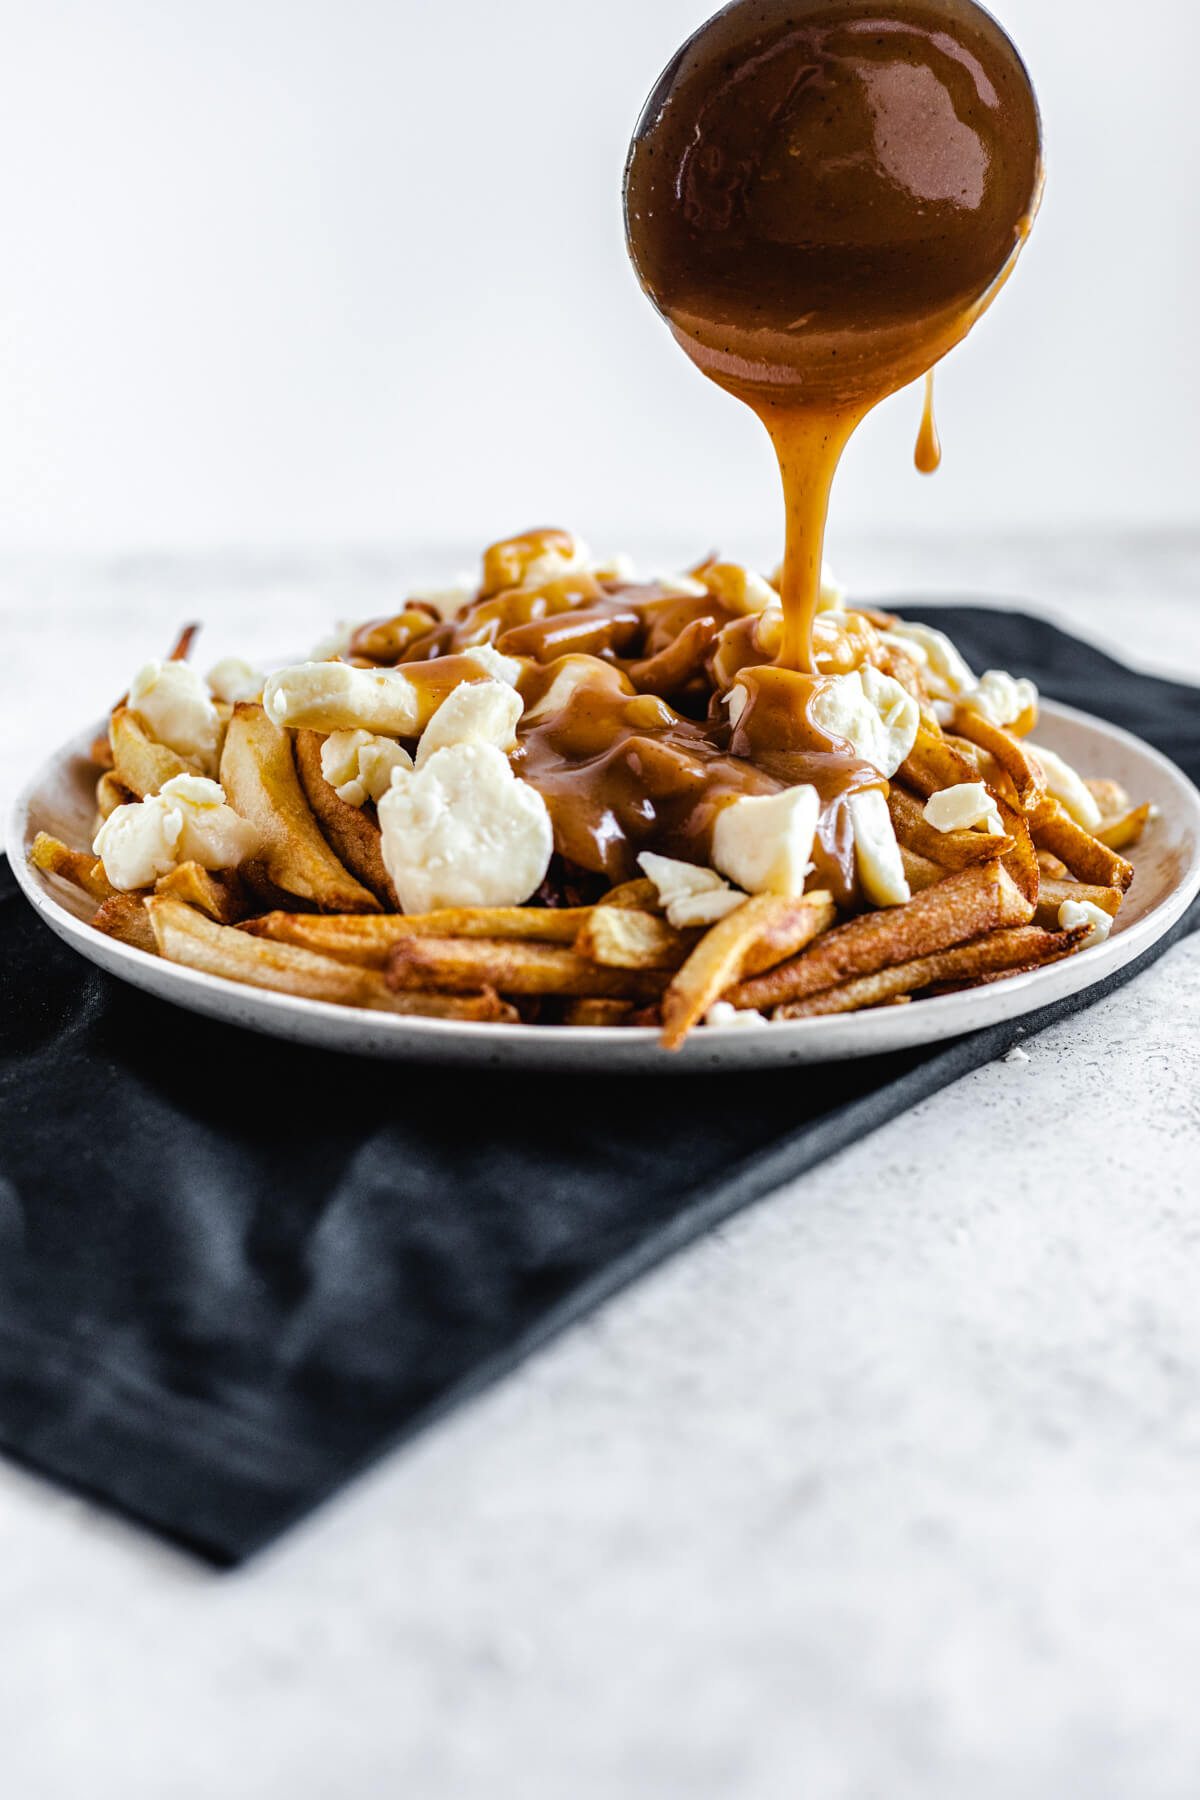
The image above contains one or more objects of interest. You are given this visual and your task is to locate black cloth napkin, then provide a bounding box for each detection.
[1,607,1197,1566]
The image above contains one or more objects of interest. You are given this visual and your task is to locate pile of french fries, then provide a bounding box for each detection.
[30,537,1153,1051]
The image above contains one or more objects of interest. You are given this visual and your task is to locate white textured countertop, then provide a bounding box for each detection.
[2,531,1199,1800]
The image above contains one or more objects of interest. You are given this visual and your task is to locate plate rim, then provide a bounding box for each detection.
[8,697,1200,1066]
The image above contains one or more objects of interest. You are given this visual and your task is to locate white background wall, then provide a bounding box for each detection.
[1,0,1197,560]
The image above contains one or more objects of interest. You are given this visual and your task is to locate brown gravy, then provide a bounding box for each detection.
[624,0,1041,672]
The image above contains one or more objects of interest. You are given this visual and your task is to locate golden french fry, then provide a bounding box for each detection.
[773,923,1089,1019]
[387,935,670,1000]
[898,717,981,800]
[596,878,663,912]
[1095,802,1152,853]
[899,845,945,894]
[166,622,200,663]
[29,832,116,904]
[660,891,836,1050]
[729,861,1033,1011]
[871,640,930,704]
[92,894,157,953]
[562,998,636,1027]
[1033,878,1123,931]
[992,792,1041,905]
[110,706,201,798]
[1030,796,1134,892]
[575,906,694,971]
[292,728,400,908]
[886,784,1014,868]
[155,862,249,924]
[96,771,136,820]
[147,894,511,1015]
[1036,848,1070,879]
[219,704,380,913]
[90,732,116,770]
[952,708,1047,811]
[1085,777,1132,818]
[242,905,589,966]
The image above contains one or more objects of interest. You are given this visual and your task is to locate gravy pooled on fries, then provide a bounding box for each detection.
[33,529,1152,1048]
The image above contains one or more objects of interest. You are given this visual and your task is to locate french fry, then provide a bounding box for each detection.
[899,845,946,893]
[29,832,116,903]
[729,861,1033,1011]
[991,791,1041,905]
[562,998,636,1027]
[219,704,380,913]
[96,771,136,820]
[242,906,589,966]
[387,935,670,1000]
[1033,879,1123,931]
[1095,803,1152,853]
[773,924,1089,1019]
[92,894,157,953]
[897,716,981,800]
[887,784,1014,868]
[166,622,200,663]
[1030,795,1134,892]
[660,891,836,1050]
[596,878,663,912]
[155,862,249,925]
[147,895,512,1016]
[110,706,201,798]
[90,732,116,770]
[574,906,694,971]
[952,707,1047,811]
[292,727,400,908]
[1036,848,1070,879]
[950,739,1019,808]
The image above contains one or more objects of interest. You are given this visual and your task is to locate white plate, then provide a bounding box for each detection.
[8,701,1200,1070]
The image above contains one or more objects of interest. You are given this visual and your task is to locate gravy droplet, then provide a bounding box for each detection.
[915,370,943,474]
[624,0,1041,672]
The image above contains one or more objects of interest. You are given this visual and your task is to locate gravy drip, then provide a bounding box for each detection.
[915,371,943,474]
[624,0,1041,673]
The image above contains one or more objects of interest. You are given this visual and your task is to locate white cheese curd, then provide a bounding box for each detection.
[590,552,638,582]
[704,1001,770,1029]
[960,668,1038,729]
[877,621,976,700]
[923,781,1005,836]
[308,621,360,661]
[92,775,258,891]
[848,789,911,908]
[93,796,182,890]
[818,564,847,612]
[128,660,220,767]
[377,743,553,913]
[700,563,780,616]
[637,852,747,929]
[415,679,524,770]
[205,657,265,705]
[1058,898,1114,945]
[648,573,709,600]
[514,534,591,589]
[263,661,425,736]
[460,643,523,686]
[1028,743,1103,831]
[320,730,413,808]
[524,656,633,723]
[711,786,819,897]
[810,666,919,778]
